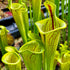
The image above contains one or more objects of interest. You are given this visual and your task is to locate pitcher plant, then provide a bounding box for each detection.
[0,26,8,55]
[19,40,44,70]
[8,0,29,43]
[2,52,21,70]
[57,41,70,70]
[35,1,66,70]
[57,52,70,70]
[4,40,44,70]
[2,0,67,70]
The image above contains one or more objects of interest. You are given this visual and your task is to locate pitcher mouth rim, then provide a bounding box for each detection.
[10,3,27,11]
[2,52,21,65]
[35,17,67,35]
[19,40,44,54]
[10,3,23,10]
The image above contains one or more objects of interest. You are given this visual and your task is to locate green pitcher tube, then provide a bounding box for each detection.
[35,1,67,70]
[32,0,42,22]
[8,1,29,43]
[31,0,42,33]
[8,0,12,7]
[11,3,28,43]
[2,52,21,70]
[0,26,8,55]
[19,40,44,70]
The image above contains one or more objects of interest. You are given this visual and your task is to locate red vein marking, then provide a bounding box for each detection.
[48,5,54,29]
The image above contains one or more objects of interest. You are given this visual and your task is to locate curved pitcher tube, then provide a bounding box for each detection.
[2,52,21,70]
[19,40,44,70]
[35,1,67,70]
[0,26,8,55]
[8,1,29,43]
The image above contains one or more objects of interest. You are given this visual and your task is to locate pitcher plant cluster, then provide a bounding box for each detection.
[0,0,69,70]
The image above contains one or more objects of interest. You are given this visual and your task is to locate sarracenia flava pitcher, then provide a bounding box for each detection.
[8,0,29,43]
[19,40,44,70]
[3,40,44,70]
[2,52,21,70]
[35,1,67,70]
[58,52,70,70]
[0,26,8,55]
